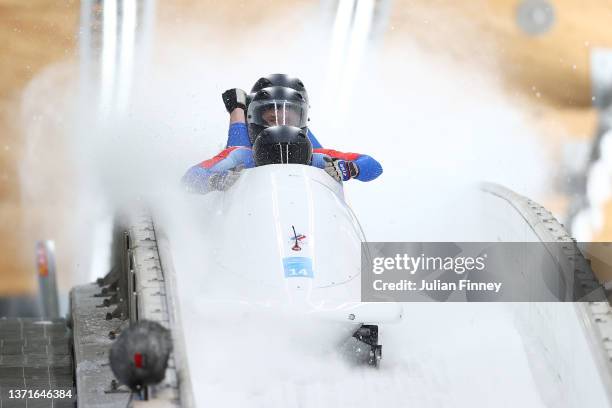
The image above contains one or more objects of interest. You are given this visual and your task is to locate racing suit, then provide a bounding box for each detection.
[182,146,383,194]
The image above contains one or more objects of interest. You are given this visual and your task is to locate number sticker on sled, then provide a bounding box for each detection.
[283,257,314,278]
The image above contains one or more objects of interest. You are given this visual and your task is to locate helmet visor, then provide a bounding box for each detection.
[248,100,308,128]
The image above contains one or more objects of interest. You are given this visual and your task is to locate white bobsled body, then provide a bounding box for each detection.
[202,164,402,326]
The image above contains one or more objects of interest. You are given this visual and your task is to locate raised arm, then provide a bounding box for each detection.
[222,89,251,147]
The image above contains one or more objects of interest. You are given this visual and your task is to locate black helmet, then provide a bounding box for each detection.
[247,86,309,144]
[251,74,308,104]
[253,125,312,166]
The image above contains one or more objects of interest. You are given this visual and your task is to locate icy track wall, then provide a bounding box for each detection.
[480,183,612,407]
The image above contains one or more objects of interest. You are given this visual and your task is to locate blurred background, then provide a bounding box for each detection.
[2,0,612,313]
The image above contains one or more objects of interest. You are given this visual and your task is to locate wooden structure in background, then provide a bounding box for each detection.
[1,0,612,295]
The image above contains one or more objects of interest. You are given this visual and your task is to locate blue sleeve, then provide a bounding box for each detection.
[226,123,250,147]
[311,153,327,169]
[307,129,322,149]
[182,147,255,193]
[208,148,254,172]
[353,155,383,182]
[228,148,256,169]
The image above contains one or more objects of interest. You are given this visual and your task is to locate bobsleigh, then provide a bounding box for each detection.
[197,163,403,366]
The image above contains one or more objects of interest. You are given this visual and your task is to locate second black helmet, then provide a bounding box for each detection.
[247,86,309,144]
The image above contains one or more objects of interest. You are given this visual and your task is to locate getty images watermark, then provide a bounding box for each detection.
[361,242,609,302]
[371,252,498,292]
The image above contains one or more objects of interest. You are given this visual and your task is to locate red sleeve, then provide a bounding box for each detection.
[199,147,241,169]
[313,148,361,161]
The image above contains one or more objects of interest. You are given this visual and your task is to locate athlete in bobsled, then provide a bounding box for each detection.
[182,81,398,368]
[183,86,382,194]
[222,73,323,148]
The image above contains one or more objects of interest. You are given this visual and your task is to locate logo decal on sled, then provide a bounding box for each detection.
[283,257,314,278]
[290,225,306,251]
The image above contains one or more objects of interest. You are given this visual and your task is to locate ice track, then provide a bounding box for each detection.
[142,182,612,408]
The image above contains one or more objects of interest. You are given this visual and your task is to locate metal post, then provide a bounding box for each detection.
[591,48,612,111]
[36,240,60,319]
